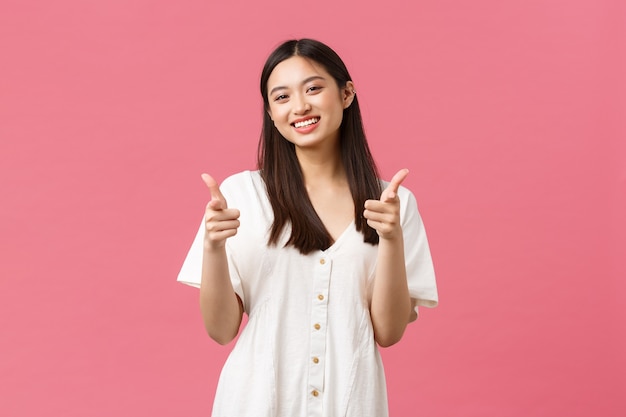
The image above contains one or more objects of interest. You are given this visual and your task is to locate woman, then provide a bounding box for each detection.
[178,38,438,417]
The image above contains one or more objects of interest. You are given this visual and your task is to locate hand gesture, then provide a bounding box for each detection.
[363,169,409,240]
[201,174,240,250]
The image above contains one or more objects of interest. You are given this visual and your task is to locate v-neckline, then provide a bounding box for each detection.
[323,220,355,254]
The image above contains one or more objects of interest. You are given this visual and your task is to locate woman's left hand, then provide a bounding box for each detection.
[363,168,409,240]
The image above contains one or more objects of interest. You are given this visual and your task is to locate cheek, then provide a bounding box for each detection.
[324,97,345,117]
[272,117,292,137]
[328,102,345,126]
[269,105,288,122]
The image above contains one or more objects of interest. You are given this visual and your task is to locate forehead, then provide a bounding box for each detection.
[266,56,332,90]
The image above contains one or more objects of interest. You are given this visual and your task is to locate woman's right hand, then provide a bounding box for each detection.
[201,173,240,250]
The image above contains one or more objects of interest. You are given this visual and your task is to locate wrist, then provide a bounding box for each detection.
[378,229,404,243]
[203,238,227,253]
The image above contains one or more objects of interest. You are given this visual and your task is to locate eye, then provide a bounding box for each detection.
[273,94,288,102]
[306,86,322,94]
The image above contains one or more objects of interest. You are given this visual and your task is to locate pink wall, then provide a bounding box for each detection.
[1,0,624,415]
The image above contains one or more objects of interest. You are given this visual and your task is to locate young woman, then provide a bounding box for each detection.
[178,38,438,417]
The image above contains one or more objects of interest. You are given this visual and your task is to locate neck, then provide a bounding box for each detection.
[295,144,346,188]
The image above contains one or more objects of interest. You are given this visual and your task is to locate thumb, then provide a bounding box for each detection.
[381,169,409,202]
[201,173,228,210]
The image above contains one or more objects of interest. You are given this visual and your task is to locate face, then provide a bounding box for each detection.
[266,56,355,151]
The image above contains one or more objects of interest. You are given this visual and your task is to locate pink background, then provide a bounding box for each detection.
[1,0,625,416]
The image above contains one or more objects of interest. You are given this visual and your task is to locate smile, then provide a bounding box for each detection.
[292,118,319,128]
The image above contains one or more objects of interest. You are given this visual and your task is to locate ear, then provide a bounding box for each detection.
[342,81,356,109]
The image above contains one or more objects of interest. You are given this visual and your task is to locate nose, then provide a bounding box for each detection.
[293,93,311,115]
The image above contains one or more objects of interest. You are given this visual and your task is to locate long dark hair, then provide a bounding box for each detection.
[257,39,382,254]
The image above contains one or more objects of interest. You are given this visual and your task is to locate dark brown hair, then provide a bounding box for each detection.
[257,39,382,254]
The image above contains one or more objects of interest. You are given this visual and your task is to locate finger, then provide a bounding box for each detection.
[363,203,400,224]
[201,173,228,210]
[364,199,392,212]
[381,169,409,202]
[206,228,239,244]
[366,218,392,236]
[205,208,240,222]
[205,219,241,234]
[363,209,394,223]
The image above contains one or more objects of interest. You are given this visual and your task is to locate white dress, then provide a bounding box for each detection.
[178,170,438,417]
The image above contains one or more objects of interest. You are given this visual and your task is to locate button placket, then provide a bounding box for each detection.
[307,255,331,417]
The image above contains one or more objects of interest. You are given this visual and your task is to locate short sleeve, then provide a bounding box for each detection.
[176,216,246,307]
[400,188,438,312]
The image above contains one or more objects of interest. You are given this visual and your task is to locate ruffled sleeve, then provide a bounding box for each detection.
[399,187,438,313]
[176,178,246,307]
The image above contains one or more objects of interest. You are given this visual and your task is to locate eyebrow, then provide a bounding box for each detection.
[269,76,327,96]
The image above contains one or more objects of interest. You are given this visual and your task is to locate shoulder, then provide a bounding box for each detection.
[221,170,257,187]
[220,170,270,213]
[220,170,263,195]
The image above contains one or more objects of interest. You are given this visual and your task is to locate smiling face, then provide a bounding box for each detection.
[266,56,355,151]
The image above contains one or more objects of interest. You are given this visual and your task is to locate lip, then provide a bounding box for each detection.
[290,116,320,126]
[291,116,320,134]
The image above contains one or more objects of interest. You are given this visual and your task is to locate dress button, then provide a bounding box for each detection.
[318,294,324,301]
[312,390,319,397]
[312,357,319,364]
[314,323,321,330]
[319,258,326,265]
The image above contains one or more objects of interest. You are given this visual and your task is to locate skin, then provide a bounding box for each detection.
[199,56,412,347]
[198,173,243,345]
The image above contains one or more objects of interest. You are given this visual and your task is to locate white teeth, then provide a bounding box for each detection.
[294,118,319,128]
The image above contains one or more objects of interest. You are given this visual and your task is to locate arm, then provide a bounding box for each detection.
[199,174,244,345]
[363,169,413,347]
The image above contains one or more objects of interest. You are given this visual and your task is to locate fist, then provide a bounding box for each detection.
[363,169,408,240]
[201,173,240,249]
